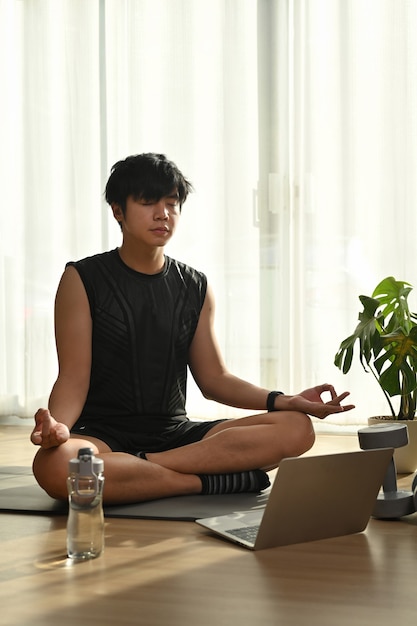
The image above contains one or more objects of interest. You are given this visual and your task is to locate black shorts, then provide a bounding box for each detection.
[70,418,228,454]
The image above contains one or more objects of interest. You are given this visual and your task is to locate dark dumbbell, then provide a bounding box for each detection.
[358,423,415,518]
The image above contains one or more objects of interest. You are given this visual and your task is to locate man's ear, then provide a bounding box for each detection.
[111,203,123,223]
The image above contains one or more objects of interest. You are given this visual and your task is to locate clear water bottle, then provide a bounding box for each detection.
[67,447,105,560]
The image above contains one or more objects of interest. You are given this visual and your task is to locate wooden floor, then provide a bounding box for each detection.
[1,424,417,626]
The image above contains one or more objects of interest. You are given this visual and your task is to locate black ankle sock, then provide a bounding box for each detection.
[198,470,270,496]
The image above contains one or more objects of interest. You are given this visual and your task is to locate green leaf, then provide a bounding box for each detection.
[334,296,383,374]
[373,328,417,397]
[372,276,413,333]
[378,362,402,396]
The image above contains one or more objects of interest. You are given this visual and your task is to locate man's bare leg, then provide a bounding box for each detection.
[33,438,202,505]
[145,410,315,474]
[32,410,313,505]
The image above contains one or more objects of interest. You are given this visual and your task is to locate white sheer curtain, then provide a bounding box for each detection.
[258,0,417,427]
[1,0,417,426]
[0,0,260,419]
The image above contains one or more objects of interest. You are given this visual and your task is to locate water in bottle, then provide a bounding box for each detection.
[67,447,105,560]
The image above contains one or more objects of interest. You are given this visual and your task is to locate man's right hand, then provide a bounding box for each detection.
[31,408,70,449]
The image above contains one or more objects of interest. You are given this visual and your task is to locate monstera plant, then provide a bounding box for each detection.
[334,276,417,420]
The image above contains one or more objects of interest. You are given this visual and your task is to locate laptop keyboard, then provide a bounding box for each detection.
[227,525,260,543]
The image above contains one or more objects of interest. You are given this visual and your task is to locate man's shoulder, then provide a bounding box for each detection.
[167,256,206,282]
[67,249,117,270]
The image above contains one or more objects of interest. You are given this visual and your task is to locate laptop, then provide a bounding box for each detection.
[196,448,393,550]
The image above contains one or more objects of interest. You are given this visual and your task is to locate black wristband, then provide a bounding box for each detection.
[267,391,284,412]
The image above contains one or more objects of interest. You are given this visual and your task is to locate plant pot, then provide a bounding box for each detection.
[367,416,417,474]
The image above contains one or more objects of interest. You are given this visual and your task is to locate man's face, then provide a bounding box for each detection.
[113,191,181,247]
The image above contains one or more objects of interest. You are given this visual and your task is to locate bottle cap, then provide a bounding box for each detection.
[69,447,104,475]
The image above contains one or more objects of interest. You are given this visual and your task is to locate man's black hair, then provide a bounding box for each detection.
[104,153,193,213]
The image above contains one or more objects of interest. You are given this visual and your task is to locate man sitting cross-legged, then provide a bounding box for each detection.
[31,153,354,505]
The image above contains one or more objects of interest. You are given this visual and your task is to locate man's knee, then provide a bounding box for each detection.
[284,412,315,457]
[33,437,106,500]
[32,446,72,501]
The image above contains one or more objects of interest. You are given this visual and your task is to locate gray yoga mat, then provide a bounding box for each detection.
[0,466,270,521]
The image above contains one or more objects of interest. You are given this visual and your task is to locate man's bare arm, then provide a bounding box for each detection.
[31,266,92,448]
[188,285,354,418]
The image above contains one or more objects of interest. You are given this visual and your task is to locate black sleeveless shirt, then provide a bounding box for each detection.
[68,249,207,442]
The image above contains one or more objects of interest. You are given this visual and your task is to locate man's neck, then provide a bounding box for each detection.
[117,244,166,275]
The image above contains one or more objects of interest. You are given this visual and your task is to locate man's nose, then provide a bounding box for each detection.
[154,201,169,219]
